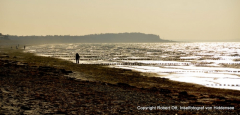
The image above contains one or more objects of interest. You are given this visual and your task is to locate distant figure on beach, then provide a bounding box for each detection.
[76,53,80,64]
[24,45,25,50]
[11,46,12,49]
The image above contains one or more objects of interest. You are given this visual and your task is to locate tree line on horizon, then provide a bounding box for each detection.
[3,32,175,43]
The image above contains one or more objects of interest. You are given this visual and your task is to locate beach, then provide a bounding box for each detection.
[1,47,240,114]
[26,42,240,91]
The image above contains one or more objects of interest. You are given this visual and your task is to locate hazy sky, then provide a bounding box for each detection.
[1,0,239,42]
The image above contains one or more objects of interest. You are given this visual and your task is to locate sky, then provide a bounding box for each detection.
[0,0,240,42]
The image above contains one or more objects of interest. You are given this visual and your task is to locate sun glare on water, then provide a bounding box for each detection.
[25,42,240,90]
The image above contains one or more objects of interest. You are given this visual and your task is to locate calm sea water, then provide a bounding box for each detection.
[25,42,240,90]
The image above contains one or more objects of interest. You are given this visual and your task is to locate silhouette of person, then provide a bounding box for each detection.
[24,45,25,50]
[76,53,80,64]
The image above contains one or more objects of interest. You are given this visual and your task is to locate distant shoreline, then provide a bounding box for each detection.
[7,32,175,44]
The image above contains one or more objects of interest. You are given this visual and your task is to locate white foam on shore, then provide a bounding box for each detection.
[111,65,240,90]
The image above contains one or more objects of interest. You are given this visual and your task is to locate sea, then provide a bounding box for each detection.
[24,42,240,91]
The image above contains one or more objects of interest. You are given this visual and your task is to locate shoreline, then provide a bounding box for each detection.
[1,47,240,114]
[24,42,240,91]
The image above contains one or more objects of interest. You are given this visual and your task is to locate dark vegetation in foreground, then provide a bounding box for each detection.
[0,48,240,114]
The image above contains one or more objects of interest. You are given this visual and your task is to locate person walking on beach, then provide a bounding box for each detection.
[24,45,25,50]
[76,53,80,64]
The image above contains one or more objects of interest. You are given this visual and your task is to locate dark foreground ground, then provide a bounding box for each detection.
[0,48,240,114]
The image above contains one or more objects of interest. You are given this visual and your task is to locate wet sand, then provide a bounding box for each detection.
[0,48,240,114]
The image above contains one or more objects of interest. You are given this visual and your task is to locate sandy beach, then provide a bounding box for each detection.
[1,47,240,114]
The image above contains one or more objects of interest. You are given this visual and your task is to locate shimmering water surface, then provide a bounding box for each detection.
[25,43,240,90]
